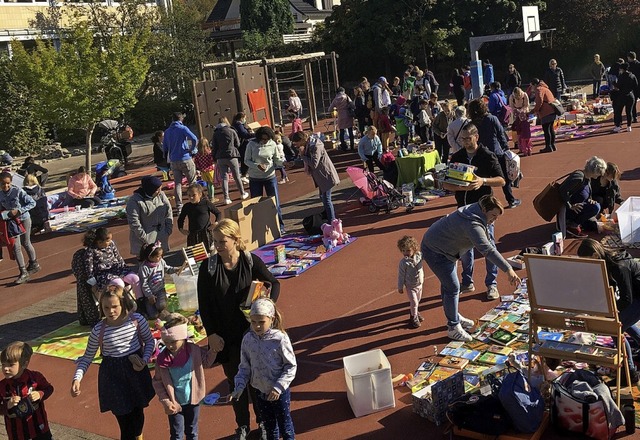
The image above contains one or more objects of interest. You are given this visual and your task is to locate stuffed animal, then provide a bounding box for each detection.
[321,222,339,250]
[331,218,350,244]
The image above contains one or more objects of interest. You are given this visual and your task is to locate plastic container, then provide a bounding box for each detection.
[171,273,199,311]
[617,197,640,244]
[343,349,395,417]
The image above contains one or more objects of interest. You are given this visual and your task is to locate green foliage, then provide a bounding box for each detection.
[125,97,181,134]
[240,0,294,35]
[0,56,49,155]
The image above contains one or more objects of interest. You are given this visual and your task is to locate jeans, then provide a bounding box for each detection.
[460,223,498,288]
[422,245,460,327]
[217,158,245,200]
[498,154,515,204]
[565,201,600,229]
[169,403,200,440]
[339,127,354,150]
[256,388,295,440]
[13,216,37,270]
[171,159,197,208]
[249,177,285,232]
[319,188,335,222]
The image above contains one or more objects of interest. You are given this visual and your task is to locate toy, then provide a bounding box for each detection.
[321,223,339,251]
[331,218,350,244]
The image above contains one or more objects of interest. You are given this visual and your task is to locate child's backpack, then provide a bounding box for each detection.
[498,370,545,433]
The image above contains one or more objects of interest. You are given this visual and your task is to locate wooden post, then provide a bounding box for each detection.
[262,58,274,127]
[304,61,317,131]
[331,51,339,91]
[271,65,284,128]
[192,79,203,139]
[231,60,242,114]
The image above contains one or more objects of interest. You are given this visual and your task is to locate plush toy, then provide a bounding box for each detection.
[332,218,350,244]
[321,223,339,250]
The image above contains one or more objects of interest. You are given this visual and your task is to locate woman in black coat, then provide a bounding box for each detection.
[450,69,465,106]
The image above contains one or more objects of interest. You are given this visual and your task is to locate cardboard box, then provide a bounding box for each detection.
[541,242,554,255]
[224,196,281,251]
[507,255,526,270]
[246,121,261,131]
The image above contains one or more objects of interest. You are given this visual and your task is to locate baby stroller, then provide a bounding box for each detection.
[347,166,413,214]
[95,159,125,200]
[98,119,133,165]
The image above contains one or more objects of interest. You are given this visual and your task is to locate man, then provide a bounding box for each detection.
[482,60,494,90]
[627,51,640,123]
[443,123,506,300]
[487,82,508,121]
[616,63,638,132]
[163,112,198,213]
[372,76,391,128]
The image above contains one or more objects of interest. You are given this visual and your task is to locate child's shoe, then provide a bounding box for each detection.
[417,313,424,322]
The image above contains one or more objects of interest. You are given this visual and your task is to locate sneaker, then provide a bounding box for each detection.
[487,285,500,300]
[409,316,421,328]
[460,283,475,294]
[234,425,249,440]
[508,199,522,209]
[567,225,588,238]
[612,126,622,133]
[627,127,633,132]
[241,192,250,200]
[458,315,475,330]
[278,179,287,184]
[26,261,41,275]
[447,324,473,342]
[417,313,424,322]
[224,198,233,205]
[241,176,250,184]
[15,272,30,285]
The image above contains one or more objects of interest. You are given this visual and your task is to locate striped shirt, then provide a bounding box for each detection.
[74,313,154,381]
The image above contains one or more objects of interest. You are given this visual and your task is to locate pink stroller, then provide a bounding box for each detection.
[347,166,413,214]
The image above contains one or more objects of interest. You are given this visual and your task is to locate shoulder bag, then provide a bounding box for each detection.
[532,172,572,222]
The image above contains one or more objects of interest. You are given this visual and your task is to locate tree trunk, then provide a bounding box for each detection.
[85,124,95,172]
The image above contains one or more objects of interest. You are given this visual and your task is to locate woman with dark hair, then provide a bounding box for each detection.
[531,78,557,153]
[212,116,249,205]
[353,87,369,135]
[244,126,285,233]
[231,112,254,184]
[577,238,640,384]
[450,68,465,106]
[19,156,49,186]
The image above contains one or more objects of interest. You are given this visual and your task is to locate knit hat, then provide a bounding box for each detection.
[141,176,162,197]
[250,298,276,318]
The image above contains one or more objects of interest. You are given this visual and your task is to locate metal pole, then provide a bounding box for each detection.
[262,59,274,127]
[469,32,524,99]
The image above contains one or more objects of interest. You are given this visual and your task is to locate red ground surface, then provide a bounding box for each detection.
[3,118,640,439]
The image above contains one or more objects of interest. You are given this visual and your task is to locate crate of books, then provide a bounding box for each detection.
[411,371,464,425]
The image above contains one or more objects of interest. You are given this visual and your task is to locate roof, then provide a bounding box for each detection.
[206,0,331,26]
[206,0,234,23]
[289,0,331,19]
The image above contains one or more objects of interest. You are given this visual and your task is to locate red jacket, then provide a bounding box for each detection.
[533,81,556,119]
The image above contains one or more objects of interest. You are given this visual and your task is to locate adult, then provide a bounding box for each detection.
[231,112,254,184]
[151,130,168,170]
[445,124,507,301]
[211,116,250,205]
[558,156,606,237]
[421,195,520,341]
[197,219,280,440]
[482,59,494,90]
[328,87,355,151]
[285,89,302,118]
[591,54,606,98]
[450,68,465,106]
[414,70,431,97]
[18,156,48,186]
[403,70,417,100]
[613,62,638,133]
[125,176,173,256]
[163,112,198,213]
[487,82,508,121]
[372,76,391,128]
[462,65,473,102]
[531,78,557,152]
[577,239,640,385]
[357,126,383,173]
[424,68,440,95]
[432,99,454,162]
[543,59,567,99]
[591,162,623,215]
[66,166,101,208]
[503,64,522,97]
[72,236,99,326]
[22,174,49,234]
[291,131,340,222]
[244,126,285,233]
[628,51,640,123]
[467,99,520,209]
[0,171,39,284]
[446,106,470,154]
[508,87,530,119]
[353,87,369,135]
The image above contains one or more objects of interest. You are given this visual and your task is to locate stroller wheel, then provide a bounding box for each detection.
[406,205,414,213]
[389,200,400,211]
[368,204,378,213]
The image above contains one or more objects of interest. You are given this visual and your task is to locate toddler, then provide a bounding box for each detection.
[274,134,289,184]
[177,183,221,251]
[138,242,184,319]
[394,108,412,150]
[397,236,425,328]
[231,299,297,440]
[378,107,395,151]
[193,138,216,200]
[1,341,54,440]
[513,111,532,156]
[152,313,217,440]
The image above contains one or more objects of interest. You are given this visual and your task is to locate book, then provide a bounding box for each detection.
[463,364,489,375]
[487,345,513,356]
[274,244,286,264]
[488,328,518,346]
[242,281,268,308]
[428,366,459,383]
[438,356,469,370]
[268,266,287,276]
[463,374,481,393]
[439,341,465,355]
[477,352,509,365]
[416,361,437,374]
[498,321,520,333]
[405,371,431,393]
[537,330,564,342]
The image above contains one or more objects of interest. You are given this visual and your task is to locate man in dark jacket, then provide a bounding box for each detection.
[615,63,638,132]
[543,59,567,98]
[627,51,640,123]
[211,117,249,205]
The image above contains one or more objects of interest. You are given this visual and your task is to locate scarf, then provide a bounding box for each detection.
[156,343,190,368]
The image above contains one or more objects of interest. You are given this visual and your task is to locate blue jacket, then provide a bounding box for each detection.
[358,135,383,162]
[488,90,507,117]
[0,185,35,221]
[476,114,508,157]
[162,121,198,162]
[483,64,494,85]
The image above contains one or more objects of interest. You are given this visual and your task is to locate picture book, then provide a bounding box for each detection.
[463,374,481,393]
[515,322,530,333]
[498,321,520,333]
[496,313,524,324]
[269,266,287,276]
[439,341,465,356]
[465,340,489,351]
[416,361,437,374]
[428,366,459,383]
[479,309,502,322]
[488,328,518,346]
[500,295,515,302]
[274,244,286,264]
[406,371,431,393]
[438,356,469,370]
[537,330,564,342]
[477,352,509,365]
[495,301,513,311]
[487,345,512,356]
[463,364,489,375]
[242,281,269,308]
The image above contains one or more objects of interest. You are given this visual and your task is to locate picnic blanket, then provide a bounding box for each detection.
[253,234,357,279]
[530,124,602,141]
[31,287,205,364]
[48,198,128,233]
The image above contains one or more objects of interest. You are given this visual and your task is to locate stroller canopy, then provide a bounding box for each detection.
[347,166,375,200]
[98,119,119,131]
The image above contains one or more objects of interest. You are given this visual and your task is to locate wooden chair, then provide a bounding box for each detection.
[182,242,210,276]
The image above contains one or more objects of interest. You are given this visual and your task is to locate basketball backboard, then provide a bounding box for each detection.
[522,6,541,42]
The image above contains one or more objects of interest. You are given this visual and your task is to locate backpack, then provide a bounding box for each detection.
[498,97,512,126]
[504,150,521,182]
[498,371,545,433]
[303,213,325,235]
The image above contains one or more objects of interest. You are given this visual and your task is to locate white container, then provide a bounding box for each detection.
[171,273,199,311]
[617,197,640,244]
[343,349,395,417]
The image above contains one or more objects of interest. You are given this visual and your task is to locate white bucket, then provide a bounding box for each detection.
[172,273,199,311]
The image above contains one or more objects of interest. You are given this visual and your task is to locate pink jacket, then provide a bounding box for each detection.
[67,173,97,198]
[152,342,216,407]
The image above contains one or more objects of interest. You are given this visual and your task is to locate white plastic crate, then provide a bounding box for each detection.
[617,197,640,244]
[343,349,395,417]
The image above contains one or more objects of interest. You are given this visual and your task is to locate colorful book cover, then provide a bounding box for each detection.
[498,321,520,333]
[537,330,564,342]
[405,371,431,392]
[495,301,513,311]
[438,356,469,370]
[479,310,502,321]
[477,352,509,365]
[428,366,459,383]
[463,374,481,393]
[465,340,490,351]
[463,364,489,375]
[488,328,518,346]
[274,244,286,264]
[439,341,465,356]
[487,345,513,356]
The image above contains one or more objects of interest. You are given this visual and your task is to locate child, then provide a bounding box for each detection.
[591,162,624,215]
[274,134,289,184]
[378,107,395,151]
[193,138,216,201]
[138,242,184,319]
[231,299,297,440]
[71,285,156,440]
[152,313,217,440]
[289,114,303,138]
[394,108,412,150]
[513,111,532,156]
[1,341,54,440]
[397,236,424,329]
[416,99,432,143]
[177,183,221,251]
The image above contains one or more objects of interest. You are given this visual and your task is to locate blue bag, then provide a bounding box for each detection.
[498,370,545,433]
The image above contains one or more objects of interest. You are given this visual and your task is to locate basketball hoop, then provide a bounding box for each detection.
[539,29,555,49]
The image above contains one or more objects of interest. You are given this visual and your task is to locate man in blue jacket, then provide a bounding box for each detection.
[163,112,198,212]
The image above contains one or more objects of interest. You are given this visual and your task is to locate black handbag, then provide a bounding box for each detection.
[302,213,325,235]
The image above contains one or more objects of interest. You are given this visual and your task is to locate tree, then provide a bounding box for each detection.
[15,0,153,170]
[240,0,293,35]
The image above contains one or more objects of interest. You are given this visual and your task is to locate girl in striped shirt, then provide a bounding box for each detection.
[71,286,155,440]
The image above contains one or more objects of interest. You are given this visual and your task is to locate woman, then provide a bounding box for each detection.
[543,59,567,99]
[125,175,173,256]
[231,112,254,183]
[0,171,39,284]
[446,106,470,154]
[450,68,465,106]
[421,195,520,342]
[285,89,302,118]
[197,219,280,440]
[503,64,522,97]
[591,162,624,215]
[591,54,606,98]
[328,87,355,151]
[353,87,369,135]
[357,126,383,173]
[66,166,101,208]
[531,78,557,153]
[19,156,49,186]
[577,238,640,384]
[244,126,285,233]
[22,173,49,234]
[212,116,249,205]
[152,130,168,170]
[291,131,340,222]
[72,237,99,326]
[508,87,530,119]
[432,99,454,162]
[558,156,607,237]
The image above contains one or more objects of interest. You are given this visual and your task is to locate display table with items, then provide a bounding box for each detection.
[395,150,441,187]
